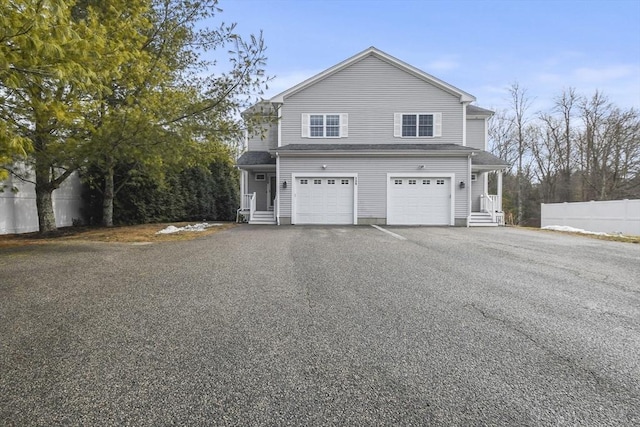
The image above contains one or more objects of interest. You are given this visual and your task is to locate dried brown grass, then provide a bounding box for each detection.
[0,222,237,248]
[530,227,640,243]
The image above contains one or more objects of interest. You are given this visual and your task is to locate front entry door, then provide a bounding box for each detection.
[267,174,276,210]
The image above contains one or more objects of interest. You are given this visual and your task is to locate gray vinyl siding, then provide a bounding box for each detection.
[247,122,278,151]
[279,156,469,221]
[281,56,464,146]
[471,172,485,211]
[466,118,486,150]
[246,172,269,211]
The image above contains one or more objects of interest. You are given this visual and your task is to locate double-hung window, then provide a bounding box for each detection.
[302,113,348,138]
[394,113,442,138]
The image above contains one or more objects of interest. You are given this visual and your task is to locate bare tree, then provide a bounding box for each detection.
[488,109,517,172]
[530,117,560,201]
[578,91,640,200]
[553,88,580,202]
[508,83,533,225]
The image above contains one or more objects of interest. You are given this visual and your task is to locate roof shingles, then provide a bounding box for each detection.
[236,151,275,166]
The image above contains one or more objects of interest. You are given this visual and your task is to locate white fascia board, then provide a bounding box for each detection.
[472,164,510,172]
[236,164,276,171]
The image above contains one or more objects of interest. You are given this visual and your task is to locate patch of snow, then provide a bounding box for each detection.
[156,223,222,234]
[542,225,611,236]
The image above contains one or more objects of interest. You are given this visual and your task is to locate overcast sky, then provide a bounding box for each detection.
[216,0,640,113]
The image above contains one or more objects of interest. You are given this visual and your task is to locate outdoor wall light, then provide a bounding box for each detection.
[459,181,465,189]
[282,181,287,189]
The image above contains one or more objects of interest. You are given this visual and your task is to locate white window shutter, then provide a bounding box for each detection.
[394,113,402,137]
[301,114,309,138]
[434,112,442,137]
[340,113,348,138]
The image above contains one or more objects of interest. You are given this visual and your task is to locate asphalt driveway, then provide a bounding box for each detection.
[1,226,639,425]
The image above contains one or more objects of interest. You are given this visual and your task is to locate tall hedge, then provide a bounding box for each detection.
[82,160,239,225]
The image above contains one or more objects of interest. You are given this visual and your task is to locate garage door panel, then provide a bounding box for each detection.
[295,177,354,224]
[388,177,451,225]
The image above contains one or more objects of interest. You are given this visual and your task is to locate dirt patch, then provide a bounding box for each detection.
[0,222,237,248]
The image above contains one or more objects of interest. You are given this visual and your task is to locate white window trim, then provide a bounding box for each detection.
[301,113,348,138]
[386,173,455,225]
[394,113,442,138]
[291,173,358,225]
[255,173,266,181]
[471,173,477,182]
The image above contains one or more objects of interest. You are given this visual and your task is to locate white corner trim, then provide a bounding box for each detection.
[462,102,469,146]
[277,105,282,147]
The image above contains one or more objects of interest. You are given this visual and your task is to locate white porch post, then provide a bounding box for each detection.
[483,171,489,195]
[240,170,248,208]
[497,170,503,211]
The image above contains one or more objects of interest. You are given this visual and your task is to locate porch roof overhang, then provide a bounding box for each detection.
[236,151,276,169]
[273,143,476,157]
[466,104,494,119]
[471,150,510,172]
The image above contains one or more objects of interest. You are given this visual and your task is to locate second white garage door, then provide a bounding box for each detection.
[294,176,355,224]
[387,176,452,225]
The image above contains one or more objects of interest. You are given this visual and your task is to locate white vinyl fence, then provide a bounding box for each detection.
[1,168,84,235]
[541,199,640,236]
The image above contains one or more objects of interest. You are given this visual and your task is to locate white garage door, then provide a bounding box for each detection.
[388,177,451,225]
[295,177,354,224]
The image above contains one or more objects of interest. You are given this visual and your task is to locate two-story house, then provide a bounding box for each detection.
[237,47,507,226]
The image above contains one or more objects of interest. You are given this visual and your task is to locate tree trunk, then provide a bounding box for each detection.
[102,165,115,227]
[35,165,57,233]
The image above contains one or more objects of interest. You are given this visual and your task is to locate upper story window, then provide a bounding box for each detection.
[302,113,348,138]
[394,113,442,138]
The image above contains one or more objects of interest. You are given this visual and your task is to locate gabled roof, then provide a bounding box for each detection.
[270,47,476,104]
[237,151,275,166]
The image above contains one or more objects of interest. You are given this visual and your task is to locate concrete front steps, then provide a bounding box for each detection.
[469,212,500,227]
[249,211,276,225]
